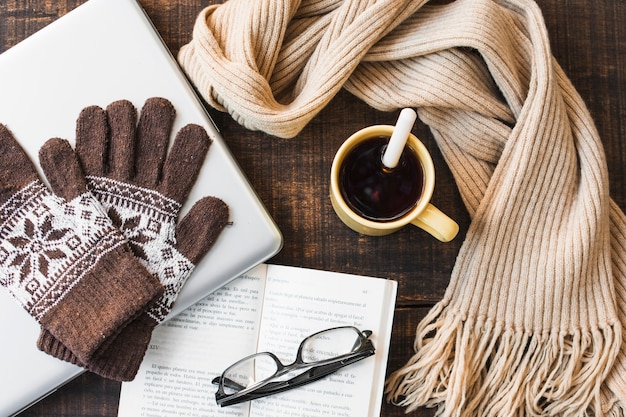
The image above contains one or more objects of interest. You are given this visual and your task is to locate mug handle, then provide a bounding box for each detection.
[410,203,459,242]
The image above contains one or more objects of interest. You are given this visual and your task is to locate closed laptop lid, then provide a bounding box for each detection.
[0,0,282,415]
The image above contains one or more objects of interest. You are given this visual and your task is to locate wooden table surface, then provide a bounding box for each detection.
[2,1,625,416]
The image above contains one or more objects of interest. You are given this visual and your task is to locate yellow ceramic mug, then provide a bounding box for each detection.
[330,125,459,242]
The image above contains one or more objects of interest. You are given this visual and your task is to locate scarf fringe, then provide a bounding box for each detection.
[601,381,626,417]
[385,302,621,417]
[606,403,626,417]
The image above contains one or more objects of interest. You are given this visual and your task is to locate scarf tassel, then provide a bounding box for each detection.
[385,302,622,416]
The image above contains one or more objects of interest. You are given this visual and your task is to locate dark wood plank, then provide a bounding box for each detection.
[2,0,625,416]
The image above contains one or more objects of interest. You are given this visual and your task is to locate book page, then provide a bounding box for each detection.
[118,264,268,417]
[248,265,397,417]
[118,264,396,417]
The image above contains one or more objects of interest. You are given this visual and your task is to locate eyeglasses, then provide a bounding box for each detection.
[212,326,375,407]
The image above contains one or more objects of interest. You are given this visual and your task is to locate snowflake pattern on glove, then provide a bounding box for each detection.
[87,176,194,324]
[0,180,125,319]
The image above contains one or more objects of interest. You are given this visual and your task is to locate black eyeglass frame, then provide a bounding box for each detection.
[212,326,375,407]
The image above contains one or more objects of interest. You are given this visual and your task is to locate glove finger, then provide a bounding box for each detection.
[39,138,89,201]
[0,124,40,206]
[175,196,229,264]
[105,100,137,182]
[158,124,211,203]
[75,105,108,177]
[134,97,175,188]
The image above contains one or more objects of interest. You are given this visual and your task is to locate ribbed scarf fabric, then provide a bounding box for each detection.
[178,0,626,415]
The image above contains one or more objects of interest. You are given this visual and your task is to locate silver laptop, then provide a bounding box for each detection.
[0,0,283,415]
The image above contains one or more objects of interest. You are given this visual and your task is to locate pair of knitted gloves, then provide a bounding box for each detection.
[0,97,229,381]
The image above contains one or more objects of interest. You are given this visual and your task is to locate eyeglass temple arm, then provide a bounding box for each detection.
[222,347,376,406]
[216,351,374,407]
[211,357,362,406]
[215,331,375,407]
[212,376,246,392]
[351,330,372,350]
[214,329,373,392]
[213,342,370,393]
[285,348,375,387]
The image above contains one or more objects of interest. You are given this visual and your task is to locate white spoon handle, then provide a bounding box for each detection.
[382,108,417,169]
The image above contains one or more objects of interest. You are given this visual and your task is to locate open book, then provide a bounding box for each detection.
[118,264,397,417]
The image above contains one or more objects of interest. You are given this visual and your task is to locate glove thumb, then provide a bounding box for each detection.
[175,196,229,264]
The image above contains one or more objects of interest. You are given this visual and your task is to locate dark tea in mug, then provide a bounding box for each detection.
[339,136,424,222]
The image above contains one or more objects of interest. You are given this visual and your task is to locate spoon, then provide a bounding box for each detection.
[381,108,417,170]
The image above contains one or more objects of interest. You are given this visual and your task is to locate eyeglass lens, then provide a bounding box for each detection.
[223,352,278,395]
[301,326,363,362]
[222,327,364,396]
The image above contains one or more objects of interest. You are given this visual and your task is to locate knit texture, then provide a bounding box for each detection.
[0,126,163,365]
[179,0,626,415]
[37,98,230,381]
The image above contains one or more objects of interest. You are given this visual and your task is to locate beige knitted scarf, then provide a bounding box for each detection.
[178,0,626,415]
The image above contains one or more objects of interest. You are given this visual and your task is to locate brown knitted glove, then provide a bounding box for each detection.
[0,124,163,365]
[37,98,229,381]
